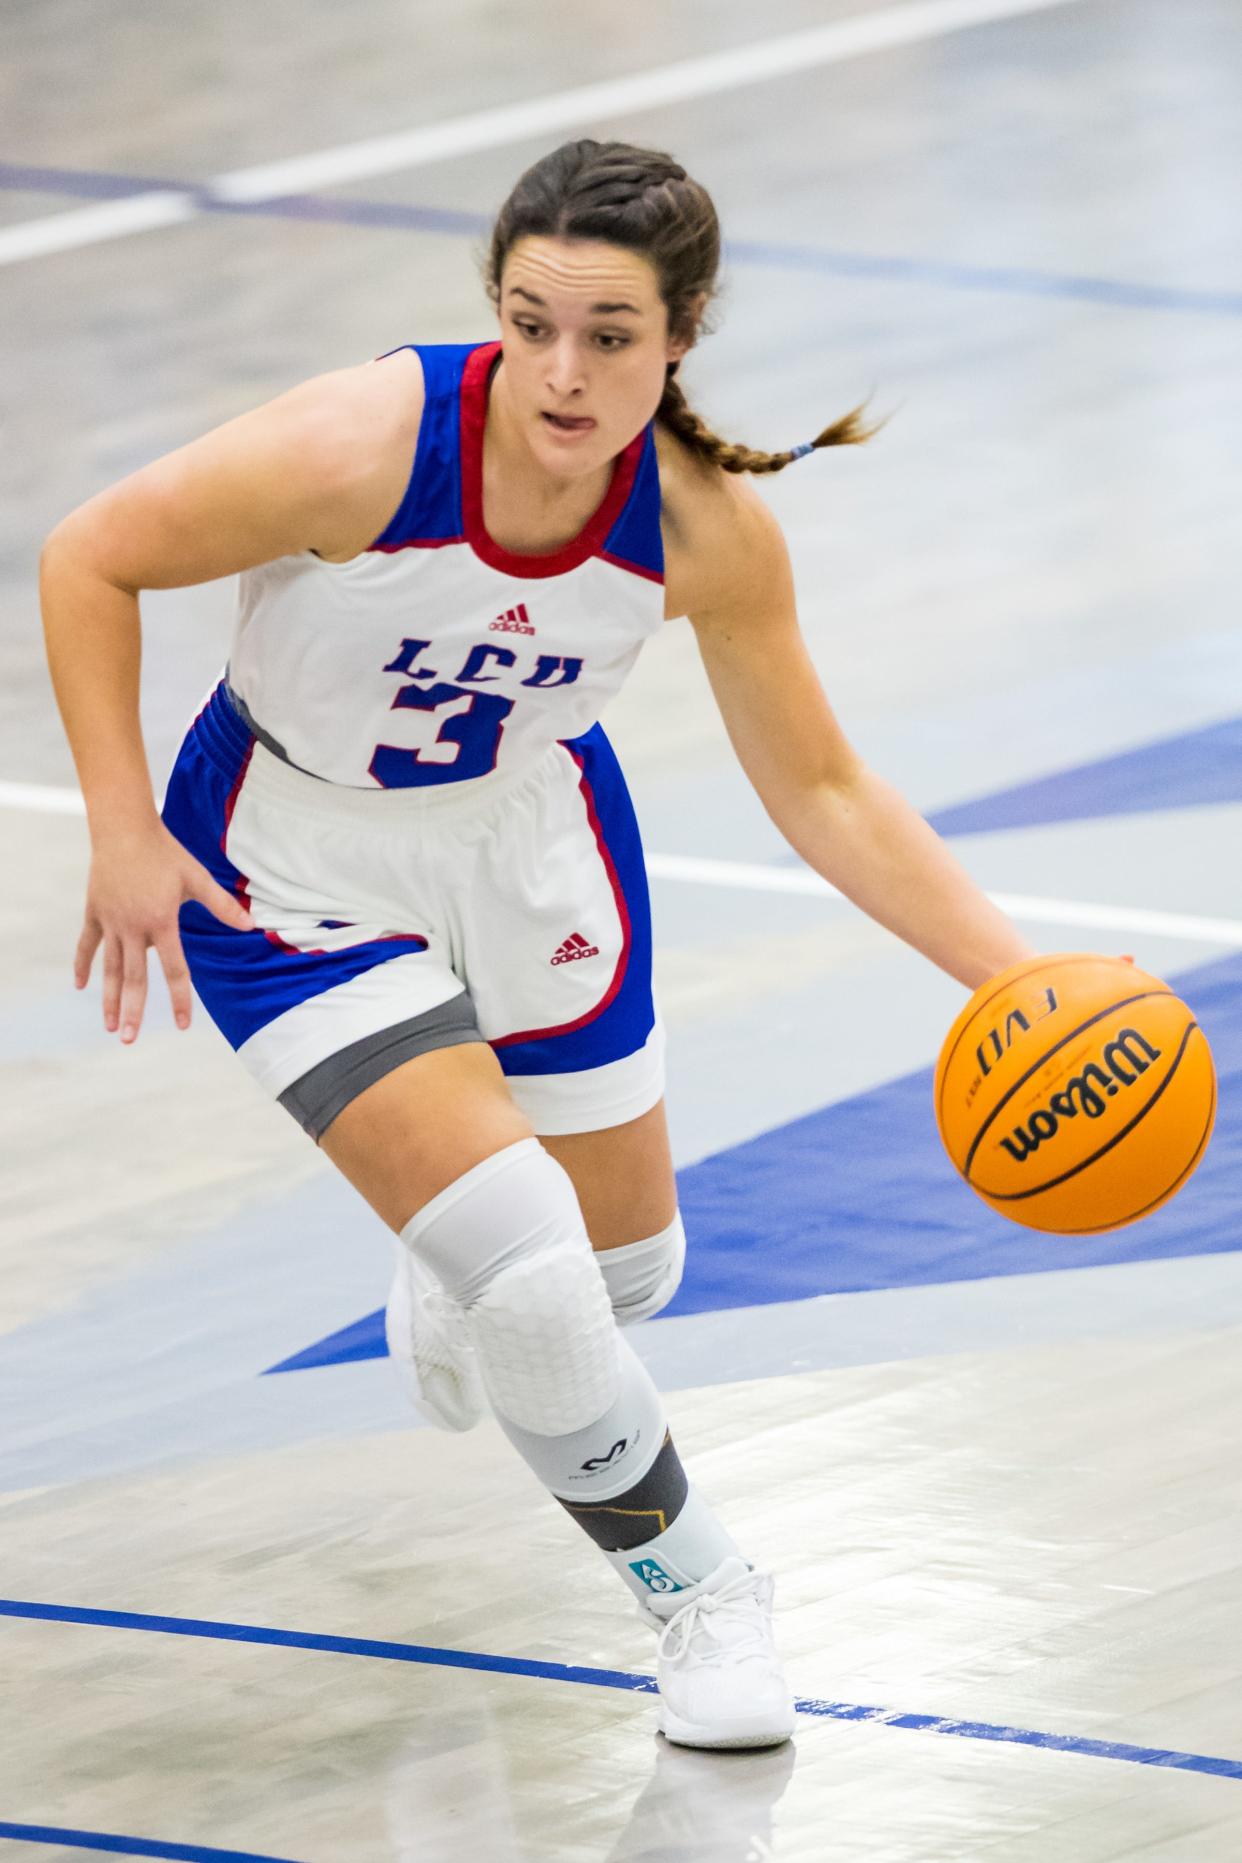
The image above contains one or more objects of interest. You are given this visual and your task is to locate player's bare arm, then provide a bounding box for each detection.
[39,349,425,1043]
[669,456,1035,991]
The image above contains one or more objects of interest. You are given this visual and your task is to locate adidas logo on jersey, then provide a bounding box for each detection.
[551,931,599,966]
[489,603,535,635]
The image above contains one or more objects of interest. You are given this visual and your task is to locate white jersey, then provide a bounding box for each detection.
[227,339,666,789]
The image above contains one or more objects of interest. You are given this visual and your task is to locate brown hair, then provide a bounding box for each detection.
[483,139,881,474]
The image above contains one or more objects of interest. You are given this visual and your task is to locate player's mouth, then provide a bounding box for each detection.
[541,411,597,436]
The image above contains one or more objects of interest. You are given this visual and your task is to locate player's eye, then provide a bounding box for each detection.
[595,332,631,351]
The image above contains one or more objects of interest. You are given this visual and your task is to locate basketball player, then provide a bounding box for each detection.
[41,141,1036,1749]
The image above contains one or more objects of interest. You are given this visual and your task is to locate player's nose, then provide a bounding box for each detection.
[544,336,587,398]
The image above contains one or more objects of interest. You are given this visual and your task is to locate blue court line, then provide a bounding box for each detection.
[0,1825,300,1862]
[3,159,1241,321]
[725,237,1242,320]
[3,1598,1241,1782]
[0,161,494,239]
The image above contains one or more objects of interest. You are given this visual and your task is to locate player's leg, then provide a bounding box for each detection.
[319,1039,531,1230]
[313,1041,533,1430]
[542,1097,677,1249]
[542,1098,687,1326]
[319,1050,792,1748]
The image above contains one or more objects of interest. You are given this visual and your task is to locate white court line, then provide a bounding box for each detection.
[6,783,1239,946]
[0,0,1086,267]
[644,853,1242,948]
[213,0,1086,202]
[0,781,89,815]
[0,192,198,266]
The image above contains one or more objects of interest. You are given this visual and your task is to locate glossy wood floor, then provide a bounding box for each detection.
[3,2,1241,1857]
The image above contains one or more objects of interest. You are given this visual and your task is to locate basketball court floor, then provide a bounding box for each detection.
[2,0,1241,1856]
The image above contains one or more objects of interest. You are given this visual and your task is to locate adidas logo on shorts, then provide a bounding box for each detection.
[551,931,599,966]
[489,603,535,634]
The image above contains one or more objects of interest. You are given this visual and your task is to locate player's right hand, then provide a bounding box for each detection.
[75,821,255,1044]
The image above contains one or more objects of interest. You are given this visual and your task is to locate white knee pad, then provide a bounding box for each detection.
[465,1241,619,1436]
[400,1139,620,1438]
[383,1240,487,1432]
[596,1212,686,1325]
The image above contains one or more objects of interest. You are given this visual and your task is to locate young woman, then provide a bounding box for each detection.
[41,140,1035,1750]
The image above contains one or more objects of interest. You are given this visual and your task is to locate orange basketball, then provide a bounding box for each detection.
[934,953,1217,1234]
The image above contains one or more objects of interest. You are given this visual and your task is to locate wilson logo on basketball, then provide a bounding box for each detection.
[551,932,599,966]
[489,603,535,634]
[998,1027,1163,1165]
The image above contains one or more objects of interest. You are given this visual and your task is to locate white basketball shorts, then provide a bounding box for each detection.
[160,680,664,1139]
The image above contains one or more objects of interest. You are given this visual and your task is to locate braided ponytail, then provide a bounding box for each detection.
[484,140,883,475]
[658,367,879,476]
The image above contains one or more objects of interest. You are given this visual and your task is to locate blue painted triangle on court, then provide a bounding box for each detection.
[266,949,1235,1373]
[926,715,1242,837]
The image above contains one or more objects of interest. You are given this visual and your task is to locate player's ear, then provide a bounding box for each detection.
[666,291,708,366]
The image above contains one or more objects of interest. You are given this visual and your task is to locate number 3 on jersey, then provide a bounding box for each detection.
[369,680,515,788]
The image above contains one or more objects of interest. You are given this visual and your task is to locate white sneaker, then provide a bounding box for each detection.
[384,1245,488,1432]
[639,1555,797,1750]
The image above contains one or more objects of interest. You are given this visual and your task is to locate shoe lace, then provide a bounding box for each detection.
[656,1570,771,1668]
